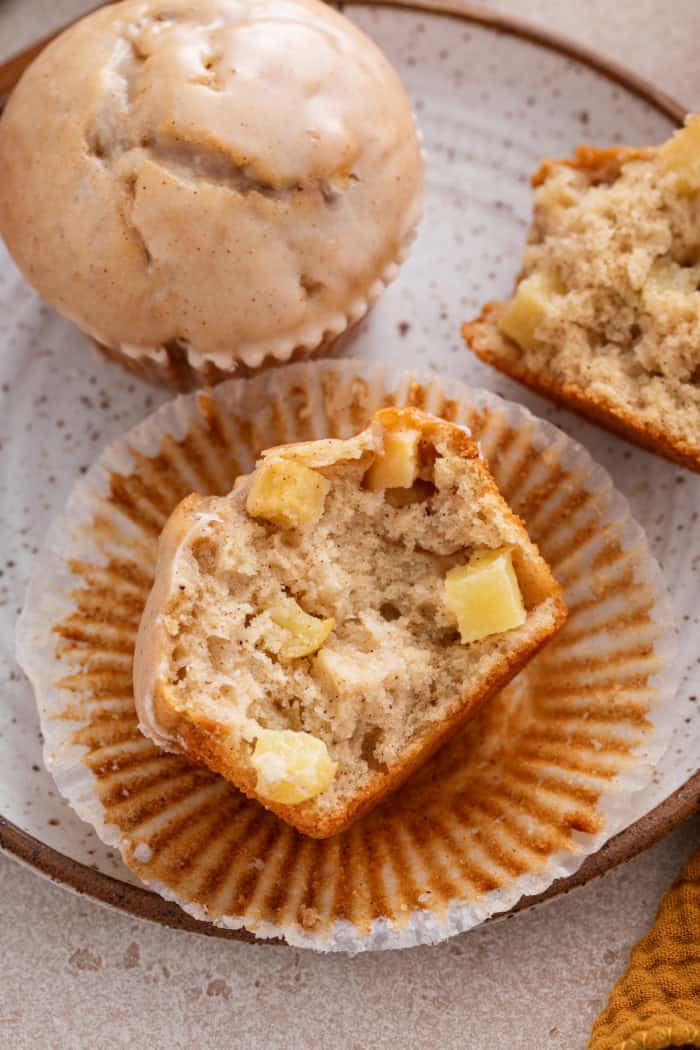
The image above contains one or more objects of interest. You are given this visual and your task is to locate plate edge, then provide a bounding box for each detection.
[0,0,693,941]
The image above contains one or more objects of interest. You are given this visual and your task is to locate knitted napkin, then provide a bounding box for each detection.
[588,848,700,1050]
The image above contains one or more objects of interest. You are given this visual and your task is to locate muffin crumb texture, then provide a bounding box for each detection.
[134,409,565,835]
[465,117,700,465]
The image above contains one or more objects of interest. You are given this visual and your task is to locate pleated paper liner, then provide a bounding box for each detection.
[16,360,678,951]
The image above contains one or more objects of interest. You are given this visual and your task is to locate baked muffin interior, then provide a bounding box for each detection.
[134,409,565,835]
[464,117,700,465]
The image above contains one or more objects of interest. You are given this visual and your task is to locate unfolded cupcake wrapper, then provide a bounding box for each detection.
[16,359,679,951]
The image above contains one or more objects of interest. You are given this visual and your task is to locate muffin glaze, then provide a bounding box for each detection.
[0,0,423,380]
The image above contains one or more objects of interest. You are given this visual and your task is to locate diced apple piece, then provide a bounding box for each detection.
[314,644,404,694]
[251,729,337,804]
[365,429,420,491]
[658,115,700,194]
[499,271,564,351]
[642,258,700,309]
[268,597,335,659]
[246,458,330,528]
[445,548,526,644]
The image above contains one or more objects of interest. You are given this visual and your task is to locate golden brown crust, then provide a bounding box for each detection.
[134,408,567,839]
[133,493,203,748]
[531,144,656,187]
[160,593,566,838]
[375,405,480,460]
[463,143,700,475]
[463,305,700,474]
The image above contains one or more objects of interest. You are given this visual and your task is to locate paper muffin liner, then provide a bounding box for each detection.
[84,240,414,391]
[16,359,678,951]
[88,315,367,392]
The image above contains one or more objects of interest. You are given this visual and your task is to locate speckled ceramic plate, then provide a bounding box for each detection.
[0,1,698,938]
[13,359,682,950]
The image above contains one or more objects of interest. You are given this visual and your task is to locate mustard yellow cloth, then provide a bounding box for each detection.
[588,848,700,1050]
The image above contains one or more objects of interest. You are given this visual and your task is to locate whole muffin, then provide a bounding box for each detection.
[0,0,423,388]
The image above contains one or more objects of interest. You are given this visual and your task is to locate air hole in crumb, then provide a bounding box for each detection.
[385,480,436,508]
[285,706,304,732]
[418,441,438,471]
[427,682,442,706]
[440,628,461,645]
[361,727,387,771]
[192,537,217,573]
[674,245,700,266]
[206,636,230,671]
[226,571,252,595]
[175,665,187,682]
[379,602,401,622]
[280,532,303,550]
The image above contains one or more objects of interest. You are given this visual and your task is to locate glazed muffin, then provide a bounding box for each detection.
[463,117,700,471]
[133,407,566,837]
[0,0,423,389]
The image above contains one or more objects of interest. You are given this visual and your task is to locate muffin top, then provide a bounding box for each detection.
[0,0,423,370]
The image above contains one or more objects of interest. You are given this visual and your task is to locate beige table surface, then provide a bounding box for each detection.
[1,2,699,1048]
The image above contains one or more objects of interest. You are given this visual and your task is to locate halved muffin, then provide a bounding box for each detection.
[133,407,566,837]
[463,117,700,472]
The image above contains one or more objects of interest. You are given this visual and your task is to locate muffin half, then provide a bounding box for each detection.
[463,117,700,471]
[134,407,566,837]
[0,0,423,388]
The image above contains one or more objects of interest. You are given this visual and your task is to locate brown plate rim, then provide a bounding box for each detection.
[0,0,696,943]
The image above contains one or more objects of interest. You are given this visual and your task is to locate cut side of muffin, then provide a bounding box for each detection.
[463,117,700,472]
[133,407,566,837]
